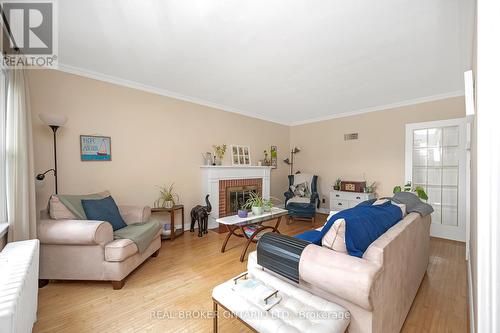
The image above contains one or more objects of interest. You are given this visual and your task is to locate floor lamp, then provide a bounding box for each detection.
[283,147,301,175]
[36,114,67,194]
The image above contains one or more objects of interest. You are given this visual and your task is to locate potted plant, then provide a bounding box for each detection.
[393,181,428,200]
[333,178,342,191]
[364,181,376,193]
[154,183,180,208]
[213,144,227,166]
[243,192,265,216]
[263,150,270,166]
[263,198,273,212]
[237,205,248,218]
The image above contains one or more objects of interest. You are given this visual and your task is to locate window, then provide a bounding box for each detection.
[0,67,6,223]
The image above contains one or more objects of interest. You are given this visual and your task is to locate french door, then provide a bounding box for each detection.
[405,118,467,241]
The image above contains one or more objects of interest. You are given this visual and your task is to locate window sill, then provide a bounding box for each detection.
[0,223,8,238]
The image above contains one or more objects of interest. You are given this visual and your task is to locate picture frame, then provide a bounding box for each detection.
[270,146,277,168]
[231,145,251,166]
[80,135,112,161]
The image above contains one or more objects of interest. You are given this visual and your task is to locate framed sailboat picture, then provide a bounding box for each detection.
[80,135,112,161]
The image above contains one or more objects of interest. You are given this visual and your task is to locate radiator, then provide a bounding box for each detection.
[0,240,40,333]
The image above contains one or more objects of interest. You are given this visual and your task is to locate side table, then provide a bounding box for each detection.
[151,205,185,240]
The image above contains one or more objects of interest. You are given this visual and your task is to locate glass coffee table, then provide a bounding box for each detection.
[216,208,288,262]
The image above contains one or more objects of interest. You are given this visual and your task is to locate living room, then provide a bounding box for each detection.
[1,1,498,333]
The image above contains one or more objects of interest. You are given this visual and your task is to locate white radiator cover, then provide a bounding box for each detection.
[0,240,40,333]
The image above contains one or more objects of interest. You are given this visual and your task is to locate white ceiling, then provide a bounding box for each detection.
[57,0,475,125]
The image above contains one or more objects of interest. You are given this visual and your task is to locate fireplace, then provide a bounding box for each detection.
[200,165,271,230]
[225,185,260,216]
[218,178,263,218]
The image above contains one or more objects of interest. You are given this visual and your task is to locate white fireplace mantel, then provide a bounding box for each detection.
[201,166,272,228]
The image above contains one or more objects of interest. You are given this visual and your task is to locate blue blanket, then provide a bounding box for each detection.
[295,201,402,258]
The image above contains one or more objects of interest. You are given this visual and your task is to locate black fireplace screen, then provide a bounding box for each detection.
[226,186,259,214]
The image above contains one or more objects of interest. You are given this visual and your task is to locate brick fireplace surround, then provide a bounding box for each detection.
[200,165,272,231]
[218,178,263,218]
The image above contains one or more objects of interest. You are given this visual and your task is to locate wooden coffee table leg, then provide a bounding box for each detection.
[221,225,236,253]
[274,216,283,233]
[239,225,275,262]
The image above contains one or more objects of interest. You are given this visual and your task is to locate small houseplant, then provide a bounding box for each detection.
[243,192,265,216]
[213,144,227,165]
[364,182,376,193]
[333,178,342,191]
[263,150,270,166]
[263,198,274,212]
[237,204,248,218]
[154,183,179,208]
[393,182,428,200]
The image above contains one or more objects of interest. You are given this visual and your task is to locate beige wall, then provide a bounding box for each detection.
[29,70,290,227]
[290,97,466,209]
[29,70,467,223]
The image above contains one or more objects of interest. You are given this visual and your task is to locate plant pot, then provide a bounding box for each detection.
[251,206,263,216]
[263,205,272,212]
[215,158,222,166]
[165,200,174,209]
[237,209,248,218]
[333,186,340,191]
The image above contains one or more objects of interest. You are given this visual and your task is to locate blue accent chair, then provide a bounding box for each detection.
[284,174,319,223]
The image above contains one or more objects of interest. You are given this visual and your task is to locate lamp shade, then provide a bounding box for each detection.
[39,113,67,127]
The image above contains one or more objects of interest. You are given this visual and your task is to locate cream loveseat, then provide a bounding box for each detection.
[248,212,431,333]
[38,205,161,289]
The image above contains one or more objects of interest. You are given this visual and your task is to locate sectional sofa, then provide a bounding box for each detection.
[248,212,431,333]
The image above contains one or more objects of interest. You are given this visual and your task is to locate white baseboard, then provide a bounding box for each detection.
[467,251,475,333]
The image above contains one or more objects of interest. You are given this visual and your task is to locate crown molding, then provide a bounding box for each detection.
[56,63,464,127]
[55,63,288,126]
[289,90,465,126]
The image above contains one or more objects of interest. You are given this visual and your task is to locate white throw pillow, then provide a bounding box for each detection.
[321,218,347,253]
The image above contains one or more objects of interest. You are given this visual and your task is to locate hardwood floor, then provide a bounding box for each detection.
[33,217,467,333]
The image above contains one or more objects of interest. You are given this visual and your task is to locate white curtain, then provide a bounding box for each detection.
[6,68,36,241]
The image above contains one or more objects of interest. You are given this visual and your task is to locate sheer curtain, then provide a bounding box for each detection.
[6,68,36,241]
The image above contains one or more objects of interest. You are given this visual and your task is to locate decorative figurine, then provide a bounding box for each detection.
[190,194,212,237]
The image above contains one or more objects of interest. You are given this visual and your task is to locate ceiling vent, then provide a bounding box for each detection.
[344,133,359,141]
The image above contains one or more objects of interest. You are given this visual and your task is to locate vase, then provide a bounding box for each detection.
[252,206,263,216]
[237,209,248,218]
[215,157,222,166]
[165,200,174,208]
[263,205,272,212]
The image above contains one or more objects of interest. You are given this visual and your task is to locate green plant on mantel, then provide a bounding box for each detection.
[213,144,227,160]
[154,183,180,208]
[393,181,428,200]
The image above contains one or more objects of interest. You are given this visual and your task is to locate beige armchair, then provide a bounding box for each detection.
[38,205,161,289]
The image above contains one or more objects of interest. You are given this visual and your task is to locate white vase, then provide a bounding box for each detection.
[252,206,263,216]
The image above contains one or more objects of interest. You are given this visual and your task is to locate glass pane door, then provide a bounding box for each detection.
[406,118,466,241]
[412,126,459,227]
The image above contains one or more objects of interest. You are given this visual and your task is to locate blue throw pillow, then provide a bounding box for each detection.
[81,196,127,231]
